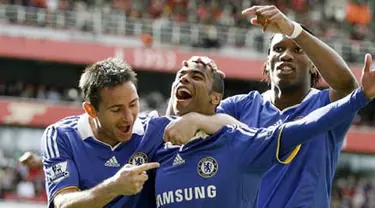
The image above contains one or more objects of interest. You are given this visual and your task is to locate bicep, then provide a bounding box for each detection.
[229,126,278,169]
[41,127,80,206]
[230,125,300,169]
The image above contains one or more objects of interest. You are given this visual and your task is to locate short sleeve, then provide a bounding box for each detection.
[227,124,300,170]
[135,117,171,162]
[217,96,238,116]
[41,126,79,207]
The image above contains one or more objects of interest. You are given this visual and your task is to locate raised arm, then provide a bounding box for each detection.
[242,5,358,101]
[293,27,358,101]
[279,54,375,153]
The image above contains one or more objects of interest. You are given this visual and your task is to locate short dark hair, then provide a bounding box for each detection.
[262,25,321,87]
[79,58,137,110]
[211,70,225,95]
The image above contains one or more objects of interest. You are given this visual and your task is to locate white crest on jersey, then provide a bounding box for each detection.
[128,152,148,165]
[197,157,218,178]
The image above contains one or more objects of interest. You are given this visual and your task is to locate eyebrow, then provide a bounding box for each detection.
[179,69,206,77]
[191,70,206,78]
[107,98,139,109]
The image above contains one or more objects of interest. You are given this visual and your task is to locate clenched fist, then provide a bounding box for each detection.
[242,5,295,36]
[19,152,43,168]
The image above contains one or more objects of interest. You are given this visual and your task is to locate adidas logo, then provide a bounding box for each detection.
[104,156,120,167]
[172,154,185,166]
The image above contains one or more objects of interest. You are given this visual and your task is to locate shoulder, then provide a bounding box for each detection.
[148,116,175,128]
[41,115,82,159]
[138,110,160,124]
[46,115,83,133]
[302,88,330,105]
[224,91,261,103]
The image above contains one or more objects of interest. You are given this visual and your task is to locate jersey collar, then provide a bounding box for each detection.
[262,88,320,112]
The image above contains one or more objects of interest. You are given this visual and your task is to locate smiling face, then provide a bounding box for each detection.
[266,34,314,91]
[79,58,139,146]
[94,82,139,144]
[172,59,223,116]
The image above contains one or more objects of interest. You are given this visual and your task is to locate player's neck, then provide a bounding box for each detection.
[269,85,311,110]
[89,117,119,147]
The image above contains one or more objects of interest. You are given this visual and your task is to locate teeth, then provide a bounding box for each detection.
[177,88,191,95]
[282,66,292,70]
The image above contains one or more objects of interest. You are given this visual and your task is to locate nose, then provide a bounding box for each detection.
[179,73,191,84]
[280,49,294,62]
[122,109,133,124]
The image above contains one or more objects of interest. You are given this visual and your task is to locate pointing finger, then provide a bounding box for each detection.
[133,162,160,173]
[363,53,372,74]
[241,6,260,15]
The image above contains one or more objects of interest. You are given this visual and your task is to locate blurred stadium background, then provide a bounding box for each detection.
[0,0,374,207]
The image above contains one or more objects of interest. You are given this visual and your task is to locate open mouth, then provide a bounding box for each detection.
[118,125,131,135]
[276,64,295,75]
[176,87,193,100]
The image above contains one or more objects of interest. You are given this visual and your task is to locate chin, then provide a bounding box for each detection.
[276,80,299,90]
[175,108,190,116]
[117,132,132,143]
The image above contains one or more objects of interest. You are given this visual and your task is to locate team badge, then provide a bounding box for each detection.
[45,161,70,184]
[128,152,148,166]
[197,157,218,178]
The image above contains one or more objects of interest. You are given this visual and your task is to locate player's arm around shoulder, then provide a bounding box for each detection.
[163,112,246,145]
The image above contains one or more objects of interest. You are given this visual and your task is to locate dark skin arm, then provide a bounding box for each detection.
[242,5,359,102]
[293,30,358,101]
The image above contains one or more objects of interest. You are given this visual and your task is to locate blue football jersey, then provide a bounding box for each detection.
[218,88,355,208]
[133,116,296,208]
[41,111,158,208]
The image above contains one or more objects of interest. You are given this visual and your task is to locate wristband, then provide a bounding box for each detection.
[287,21,303,39]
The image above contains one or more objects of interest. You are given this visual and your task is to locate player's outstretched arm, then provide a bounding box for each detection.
[164,112,246,145]
[242,5,358,101]
[279,54,375,152]
[53,163,160,208]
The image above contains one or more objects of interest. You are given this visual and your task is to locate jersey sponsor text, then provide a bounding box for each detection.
[156,185,217,207]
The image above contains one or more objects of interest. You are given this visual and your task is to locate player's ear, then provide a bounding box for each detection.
[82,102,97,118]
[210,92,222,106]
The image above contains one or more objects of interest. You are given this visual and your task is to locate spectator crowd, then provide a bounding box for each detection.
[0,0,373,62]
[0,0,375,206]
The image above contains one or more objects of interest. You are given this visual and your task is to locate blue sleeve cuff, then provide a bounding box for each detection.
[355,88,371,107]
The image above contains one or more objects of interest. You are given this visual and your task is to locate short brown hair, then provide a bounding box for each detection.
[79,58,137,110]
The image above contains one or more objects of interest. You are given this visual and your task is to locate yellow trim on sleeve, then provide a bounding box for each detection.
[275,125,301,164]
[48,186,80,208]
